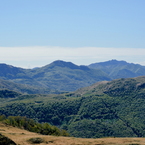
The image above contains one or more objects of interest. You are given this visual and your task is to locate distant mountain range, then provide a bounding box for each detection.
[2,60,145,138]
[0,59,145,92]
[89,59,145,79]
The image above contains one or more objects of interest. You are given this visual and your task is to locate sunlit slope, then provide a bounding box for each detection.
[1,122,145,145]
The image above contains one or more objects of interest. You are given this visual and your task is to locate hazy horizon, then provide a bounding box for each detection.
[1,0,145,68]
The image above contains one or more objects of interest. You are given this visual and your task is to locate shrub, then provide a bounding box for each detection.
[28,137,44,144]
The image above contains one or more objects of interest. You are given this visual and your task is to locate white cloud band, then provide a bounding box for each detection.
[0,46,145,68]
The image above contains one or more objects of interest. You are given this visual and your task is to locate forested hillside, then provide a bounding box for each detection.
[89,59,145,79]
[0,79,59,94]
[1,76,145,138]
[0,60,110,92]
[28,60,110,91]
[0,115,68,136]
[0,60,145,92]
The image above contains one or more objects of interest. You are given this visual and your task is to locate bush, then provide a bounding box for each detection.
[28,137,44,144]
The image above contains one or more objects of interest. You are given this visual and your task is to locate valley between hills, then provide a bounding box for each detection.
[1,59,145,142]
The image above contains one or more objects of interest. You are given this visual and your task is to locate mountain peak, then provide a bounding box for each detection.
[48,60,80,69]
[98,59,128,66]
[89,59,128,68]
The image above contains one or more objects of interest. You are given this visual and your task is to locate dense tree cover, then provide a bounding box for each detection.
[1,76,145,138]
[0,115,69,136]
[0,89,20,98]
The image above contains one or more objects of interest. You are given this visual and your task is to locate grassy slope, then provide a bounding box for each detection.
[1,122,145,145]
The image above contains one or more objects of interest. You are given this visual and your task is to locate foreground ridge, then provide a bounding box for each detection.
[1,122,145,145]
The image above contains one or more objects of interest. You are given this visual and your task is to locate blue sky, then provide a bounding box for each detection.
[0,0,145,68]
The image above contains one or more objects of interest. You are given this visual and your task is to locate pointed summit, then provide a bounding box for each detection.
[48,60,79,69]
[89,59,128,68]
[89,60,145,79]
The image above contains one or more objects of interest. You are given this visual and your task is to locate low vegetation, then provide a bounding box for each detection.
[1,122,145,145]
[27,137,44,144]
[0,115,69,137]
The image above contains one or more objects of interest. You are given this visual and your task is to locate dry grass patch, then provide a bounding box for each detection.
[1,123,145,145]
